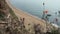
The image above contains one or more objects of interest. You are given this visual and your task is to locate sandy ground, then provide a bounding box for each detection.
[6,0,49,32]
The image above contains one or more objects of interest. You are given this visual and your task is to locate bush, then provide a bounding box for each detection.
[9,8,18,19]
[46,29,60,34]
[0,12,5,20]
[51,29,59,34]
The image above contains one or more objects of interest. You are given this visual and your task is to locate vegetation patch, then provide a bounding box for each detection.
[0,10,5,21]
[9,8,18,19]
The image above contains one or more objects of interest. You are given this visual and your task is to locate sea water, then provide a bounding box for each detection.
[9,0,60,26]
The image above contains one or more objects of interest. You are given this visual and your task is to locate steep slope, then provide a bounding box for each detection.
[0,0,30,34]
[0,0,58,34]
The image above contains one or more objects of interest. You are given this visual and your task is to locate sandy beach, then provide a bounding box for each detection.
[5,0,55,33]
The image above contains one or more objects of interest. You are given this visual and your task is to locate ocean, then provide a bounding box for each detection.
[9,0,60,26]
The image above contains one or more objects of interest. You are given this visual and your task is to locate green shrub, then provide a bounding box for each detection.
[9,8,18,19]
[51,29,59,34]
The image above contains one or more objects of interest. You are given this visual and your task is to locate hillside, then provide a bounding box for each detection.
[0,0,59,34]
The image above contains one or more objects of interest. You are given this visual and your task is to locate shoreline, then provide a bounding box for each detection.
[6,0,46,23]
[10,1,60,28]
[11,4,59,28]
[6,0,47,32]
[7,0,45,23]
[6,0,58,32]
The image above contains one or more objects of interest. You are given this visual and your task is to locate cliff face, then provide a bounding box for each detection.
[0,0,59,34]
